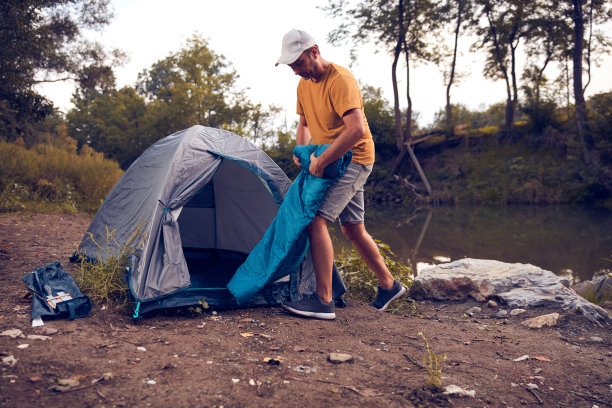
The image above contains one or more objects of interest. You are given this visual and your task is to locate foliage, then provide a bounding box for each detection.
[588,91,612,166]
[417,330,447,389]
[0,0,121,145]
[324,0,438,150]
[67,34,272,169]
[0,140,123,213]
[67,87,148,169]
[420,129,610,204]
[75,223,145,308]
[362,84,396,148]
[335,238,413,302]
[429,102,507,130]
[136,35,252,136]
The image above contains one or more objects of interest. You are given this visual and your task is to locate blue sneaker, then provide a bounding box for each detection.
[369,280,407,311]
[282,293,336,320]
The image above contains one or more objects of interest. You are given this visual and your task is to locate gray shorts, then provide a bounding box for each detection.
[317,163,373,225]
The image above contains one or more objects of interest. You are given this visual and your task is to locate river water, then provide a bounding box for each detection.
[330,205,612,285]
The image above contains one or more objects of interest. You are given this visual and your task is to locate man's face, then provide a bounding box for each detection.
[289,50,316,80]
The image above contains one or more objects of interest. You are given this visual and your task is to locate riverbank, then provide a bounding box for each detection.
[365,128,612,207]
[1,212,610,407]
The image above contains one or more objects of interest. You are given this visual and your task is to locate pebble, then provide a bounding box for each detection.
[496,310,508,318]
[510,308,526,316]
[443,384,476,397]
[487,300,498,308]
[466,307,482,315]
[328,353,354,364]
[527,383,539,390]
[37,327,58,335]
[137,346,147,352]
[1,329,23,338]
[590,337,603,342]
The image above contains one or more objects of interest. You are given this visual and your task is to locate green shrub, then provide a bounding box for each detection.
[335,239,413,303]
[0,141,123,212]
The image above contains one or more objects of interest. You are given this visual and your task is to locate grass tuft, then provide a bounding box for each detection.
[74,222,146,309]
[417,330,447,389]
[335,238,413,304]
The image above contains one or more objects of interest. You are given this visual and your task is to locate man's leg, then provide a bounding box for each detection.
[281,215,336,320]
[308,215,334,303]
[341,223,395,289]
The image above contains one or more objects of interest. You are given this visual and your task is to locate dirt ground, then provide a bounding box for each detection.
[0,212,611,408]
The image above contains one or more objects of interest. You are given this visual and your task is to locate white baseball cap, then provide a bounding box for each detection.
[275,29,316,66]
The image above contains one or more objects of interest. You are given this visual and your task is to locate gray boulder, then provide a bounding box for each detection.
[409,258,611,326]
[572,274,612,303]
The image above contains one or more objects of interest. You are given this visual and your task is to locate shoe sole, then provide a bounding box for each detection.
[281,304,336,320]
[377,286,407,311]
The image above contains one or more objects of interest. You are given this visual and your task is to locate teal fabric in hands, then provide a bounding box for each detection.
[227,144,352,304]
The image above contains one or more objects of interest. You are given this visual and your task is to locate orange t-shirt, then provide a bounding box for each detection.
[296,63,375,165]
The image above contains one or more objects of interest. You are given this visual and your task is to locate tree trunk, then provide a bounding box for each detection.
[446,1,463,136]
[572,0,591,162]
[486,8,513,131]
[510,39,519,129]
[392,0,405,151]
[403,37,412,145]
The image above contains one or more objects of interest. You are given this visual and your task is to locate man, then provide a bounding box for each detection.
[276,29,407,320]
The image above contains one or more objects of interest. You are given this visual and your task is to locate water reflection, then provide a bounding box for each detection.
[331,205,612,284]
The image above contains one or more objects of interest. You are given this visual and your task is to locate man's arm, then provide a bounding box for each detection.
[296,114,312,146]
[293,114,312,167]
[308,108,364,177]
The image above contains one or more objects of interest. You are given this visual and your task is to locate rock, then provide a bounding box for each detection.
[521,313,560,329]
[513,355,530,362]
[328,353,354,364]
[137,346,147,352]
[2,355,17,367]
[526,383,539,390]
[26,335,50,340]
[443,384,476,397]
[510,308,526,316]
[590,336,603,342]
[36,327,58,336]
[409,259,611,326]
[572,275,612,303]
[466,306,481,315]
[487,300,498,308]
[1,329,24,338]
[496,310,508,318]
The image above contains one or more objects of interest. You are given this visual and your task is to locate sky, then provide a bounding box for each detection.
[38,0,612,128]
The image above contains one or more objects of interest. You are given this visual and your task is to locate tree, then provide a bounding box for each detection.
[567,0,612,162]
[0,0,119,143]
[136,35,252,140]
[66,87,147,169]
[435,0,475,135]
[324,0,434,193]
[361,85,395,147]
[473,0,533,131]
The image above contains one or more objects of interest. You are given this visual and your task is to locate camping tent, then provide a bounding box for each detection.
[74,125,345,317]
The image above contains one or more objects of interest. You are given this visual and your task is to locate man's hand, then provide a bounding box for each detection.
[309,152,324,177]
[293,155,301,168]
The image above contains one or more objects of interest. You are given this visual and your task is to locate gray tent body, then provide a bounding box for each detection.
[75,125,345,317]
